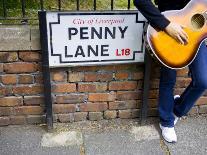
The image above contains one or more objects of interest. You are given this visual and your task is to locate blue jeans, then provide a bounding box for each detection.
[159,41,207,127]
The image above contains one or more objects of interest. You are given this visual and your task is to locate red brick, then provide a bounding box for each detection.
[78,83,107,92]
[19,51,41,62]
[118,109,139,118]
[74,112,88,121]
[175,77,191,88]
[58,113,74,123]
[115,72,129,80]
[177,69,189,77]
[0,87,12,96]
[13,85,43,95]
[84,72,113,82]
[89,93,116,101]
[149,99,158,108]
[196,97,207,106]
[0,107,13,116]
[100,64,138,71]
[52,83,76,93]
[36,62,42,72]
[84,73,98,82]
[18,74,33,84]
[188,106,198,116]
[131,72,144,80]
[109,81,137,90]
[10,116,26,125]
[53,114,58,123]
[109,100,138,110]
[174,88,185,95]
[51,71,67,82]
[137,80,143,89]
[1,74,17,85]
[14,106,44,115]
[104,110,117,119]
[68,72,84,82]
[88,112,103,121]
[0,117,10,126]
[26,115,45,124]
[0,52,18,62]
[56,94,87,104]
[4,62,38,73]
[72,66,100,72]
[98,73,113,81]
[0,87,5,96]
[0,96,23,106]
[151,67,160,78]
[80,102,108,112]
[148,108,158,116]
[131,109,140,118]
[24,96,44,105]
[34,74,43,84]
[199,105,207,114]
[150,79,159,89]
[96,65,116,71]
[117,91,141,100]
[118,110,131,118]
[149,90,159,99]
[53,104,76,114]
[0,63,3,72]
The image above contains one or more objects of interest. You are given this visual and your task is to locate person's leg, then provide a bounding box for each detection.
[174,41,207,117]
[159,66,176,127]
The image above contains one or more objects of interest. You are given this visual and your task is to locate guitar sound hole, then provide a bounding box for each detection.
[191,13,205,29]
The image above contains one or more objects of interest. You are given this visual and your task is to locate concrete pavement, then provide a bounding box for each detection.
[0,115,207,155]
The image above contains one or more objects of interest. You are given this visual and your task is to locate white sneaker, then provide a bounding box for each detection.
[174,95,180,125]
[159,124,177,143]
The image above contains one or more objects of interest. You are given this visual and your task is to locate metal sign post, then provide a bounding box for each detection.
[38,11,53,131]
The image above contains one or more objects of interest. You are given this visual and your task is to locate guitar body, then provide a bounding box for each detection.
[147,0,207,69]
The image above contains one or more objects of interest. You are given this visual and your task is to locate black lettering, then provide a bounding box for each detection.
[105,27,116,39]
[88,45,98,57]
[91,27,102,39]
[118,26,128,38]
[80,27,89,39]
[68,27,78,40]
[65,46,73,57]
[101,45,109,56]
[75,46,85,57]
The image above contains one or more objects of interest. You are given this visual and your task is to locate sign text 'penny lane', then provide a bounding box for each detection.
[47,12,146,67]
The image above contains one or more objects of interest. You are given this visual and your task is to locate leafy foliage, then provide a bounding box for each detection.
[0,0,135,24]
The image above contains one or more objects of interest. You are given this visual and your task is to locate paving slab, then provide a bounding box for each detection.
[84,129,164,155]
[0,125,80,155]
[164,116,207,155]
[0,116,206,155]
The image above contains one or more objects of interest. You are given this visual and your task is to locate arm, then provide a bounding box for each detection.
[134,0,188,44]
[133,0,170,30]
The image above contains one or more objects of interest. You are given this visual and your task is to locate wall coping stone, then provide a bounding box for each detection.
[0,25,40,51]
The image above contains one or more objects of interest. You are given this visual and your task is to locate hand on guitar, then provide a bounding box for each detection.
[164,22,189,45]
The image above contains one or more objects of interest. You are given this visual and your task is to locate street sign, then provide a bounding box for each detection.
[46,11,146,67]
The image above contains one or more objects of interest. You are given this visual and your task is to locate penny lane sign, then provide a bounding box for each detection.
[45,11,146,67]
[38,11,147,130]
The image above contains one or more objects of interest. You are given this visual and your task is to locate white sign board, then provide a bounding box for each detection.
[46,11,146,67]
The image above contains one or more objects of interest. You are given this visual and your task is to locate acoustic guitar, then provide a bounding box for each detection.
[147,0,207,69]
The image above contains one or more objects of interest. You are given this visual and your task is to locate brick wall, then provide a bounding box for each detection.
[0,26,207,126]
